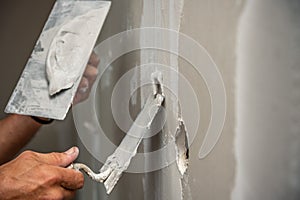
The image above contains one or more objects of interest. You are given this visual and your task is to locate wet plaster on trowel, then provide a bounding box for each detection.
[46,8,107,96]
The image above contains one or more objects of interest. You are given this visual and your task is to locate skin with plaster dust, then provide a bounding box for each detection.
[47,9,101,96]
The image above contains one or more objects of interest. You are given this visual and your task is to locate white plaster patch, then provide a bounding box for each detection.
[175,119,189,176]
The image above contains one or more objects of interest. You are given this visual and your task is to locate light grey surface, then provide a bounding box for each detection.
[233,0,300,199]
[5,0,110,120]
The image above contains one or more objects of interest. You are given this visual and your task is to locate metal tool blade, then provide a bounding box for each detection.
[101,93,165,194]
[5,0,111,120]
[69,93,165,194]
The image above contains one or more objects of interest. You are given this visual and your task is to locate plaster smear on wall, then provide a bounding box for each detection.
[139,0,188,200]
[175,119,189,176]
[175,119,193,200]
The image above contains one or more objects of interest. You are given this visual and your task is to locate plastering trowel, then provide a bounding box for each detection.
[5,0,111,120]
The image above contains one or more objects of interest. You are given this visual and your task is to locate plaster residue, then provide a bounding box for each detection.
[151,71,164,96]
[99,81,165,194]
[46,8,103,96]
[139,1,186,200]
[174,117,192,200]
[175,119,189,176]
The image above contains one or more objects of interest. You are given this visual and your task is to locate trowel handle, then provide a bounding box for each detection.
[68,163,107,183]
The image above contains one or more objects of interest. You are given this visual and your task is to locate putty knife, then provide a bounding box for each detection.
[69,91,165,194]
[5,0,111,120]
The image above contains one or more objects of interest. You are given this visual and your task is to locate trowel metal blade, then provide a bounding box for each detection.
[5,0,111,120]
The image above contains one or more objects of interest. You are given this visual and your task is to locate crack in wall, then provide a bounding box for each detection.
[175,119,189,176]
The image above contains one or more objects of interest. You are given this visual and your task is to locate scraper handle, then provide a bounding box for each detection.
[68,163,109,183]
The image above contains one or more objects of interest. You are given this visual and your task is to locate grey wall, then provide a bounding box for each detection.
[233,0,300,200]
[178,0,244,199]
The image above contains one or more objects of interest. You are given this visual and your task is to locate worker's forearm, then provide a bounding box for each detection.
[0,114,42,164]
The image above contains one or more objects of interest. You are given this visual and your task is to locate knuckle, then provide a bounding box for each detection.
[84,65,98,78]
[80,77,89,86]
[44,175,59,186]
[65,171,84,189]
[89,53,100,66]
[40,168,60,186]
[19,150,37,160]
[49,152,63,164]
[90,66,98,75]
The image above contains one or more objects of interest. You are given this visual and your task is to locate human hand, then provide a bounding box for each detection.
[73,52,100,105]
[0,147,84,200]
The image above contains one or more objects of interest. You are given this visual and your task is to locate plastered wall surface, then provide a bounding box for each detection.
[233,0,300,200]
[1,1,300,200]
[178,1,244,199]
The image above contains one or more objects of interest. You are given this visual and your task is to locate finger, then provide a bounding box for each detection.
[73,77,89,104]
[88,52,100,67]
[48,187,76,200]
[73,91,88,105]
[83,65,98,82]
[38,147,79,167]
[77,77,89,94]
[59,168,84,190]
[60,189,76,200]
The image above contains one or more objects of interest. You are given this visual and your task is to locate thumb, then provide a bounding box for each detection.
[40,147,79,167]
